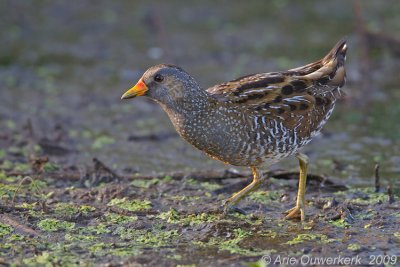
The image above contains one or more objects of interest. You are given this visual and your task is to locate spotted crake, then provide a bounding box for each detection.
[121,39,348,221]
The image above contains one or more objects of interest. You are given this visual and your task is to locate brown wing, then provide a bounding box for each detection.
[207,39,347,134]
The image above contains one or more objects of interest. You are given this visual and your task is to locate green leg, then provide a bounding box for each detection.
[223,167,264,213]
[285,153,309,221]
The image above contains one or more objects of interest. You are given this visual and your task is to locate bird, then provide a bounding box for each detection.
[121,39,347,221]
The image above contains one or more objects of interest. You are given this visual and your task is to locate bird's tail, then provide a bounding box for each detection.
[291,38,348,89]
[322,38,347,67]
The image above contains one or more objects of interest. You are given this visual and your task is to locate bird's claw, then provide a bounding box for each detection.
[222,199,233,215]
[221,199,247,215]
[284,205,305,221]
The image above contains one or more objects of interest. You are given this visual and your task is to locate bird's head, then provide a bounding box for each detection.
[121,64,200,107]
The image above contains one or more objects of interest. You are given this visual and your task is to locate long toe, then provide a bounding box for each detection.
[284,206,297,215]
[284,206,305,221]
[222,199,234,215]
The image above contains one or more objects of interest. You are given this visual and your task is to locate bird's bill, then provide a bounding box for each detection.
[121,79,148,99]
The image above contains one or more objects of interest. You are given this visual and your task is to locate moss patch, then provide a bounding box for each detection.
[37,218,75,232]
[286,234,338,245]
[0,223,13,237]
[158,209,219,225]
[107,197,151,211]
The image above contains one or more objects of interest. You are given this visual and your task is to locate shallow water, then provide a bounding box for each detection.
[1,1,400,266]
[1,0,399,184]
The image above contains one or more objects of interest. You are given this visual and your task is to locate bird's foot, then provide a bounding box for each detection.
[284,205,305,221]
[221,199,247,215]
[222,198,235,214]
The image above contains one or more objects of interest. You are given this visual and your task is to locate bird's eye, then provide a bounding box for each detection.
[154,74,164,82]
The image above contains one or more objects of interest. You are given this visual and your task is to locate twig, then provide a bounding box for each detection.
[54,211,104,223]
[0,204,32,213]
[0,213,40,236]
[93,158,121,180]
[29,155,48,175]
[387,185,395,204]
[6,169,346,189]
[12,176,34,205]
[25,118,36,161]
[38,139,74,156]
[108,206,158,216]
[374,163,380,192]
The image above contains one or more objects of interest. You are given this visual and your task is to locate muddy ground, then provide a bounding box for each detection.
[0,1,400,266]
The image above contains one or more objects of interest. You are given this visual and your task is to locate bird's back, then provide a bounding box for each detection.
[203,40,348,166]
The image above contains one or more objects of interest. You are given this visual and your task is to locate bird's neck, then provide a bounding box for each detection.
[162,88,215,115]
[158,89,218,131]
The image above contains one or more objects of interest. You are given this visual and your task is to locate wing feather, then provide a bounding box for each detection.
[206,39,347,133]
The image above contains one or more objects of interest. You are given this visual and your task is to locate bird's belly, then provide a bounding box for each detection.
[171,111,322,167]
[178,122,296,167]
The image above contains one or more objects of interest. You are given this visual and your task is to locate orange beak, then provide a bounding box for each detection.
[121,79,149,99]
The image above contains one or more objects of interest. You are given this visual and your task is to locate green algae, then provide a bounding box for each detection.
[78,223,111,235]
[167,195,202,202]
[177,211,219,225]
[43,162,60,172]
[163,175,173,182]
[0,183,19,200]
[107,197,151,211]
[347,243,361,251]
[329,218,351,228]
[136,229,180,246]
[185,178,199,186]
[37,218,75,232]
[216,228,261,255]
[103,212,138,224]
[108,245,141,257]
[0,160,13,170]
[54,202,80,215]
[28,209,46,218]
[286,234,338,245]
[394,232,400,239]
[0,223,13,237]
[54,203,96,216]
[79,205,96,213]
[8,234,24,241]
[65,233,98,242]
[1,1,399,266]
[113,226,142,240]
[194,228,264,256]
[231,213,263,226]
[249,190,283,205]
[0,171,18,183]
[258,229,278,239]
[0,149,6,159]
[91,135,115,150]
[351,192,389,206]
[158,208,219,225]
[200,181,222,191]
[15,202,37,209]
[335,187,389,205]
[157,208,181,223]
[0,243,12,250]
[23,251,86,267]
[13,162,31,172]
[113,225,179,247]
[89,242,113,255]
[246,260,267,267]
[131,178,159,188]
